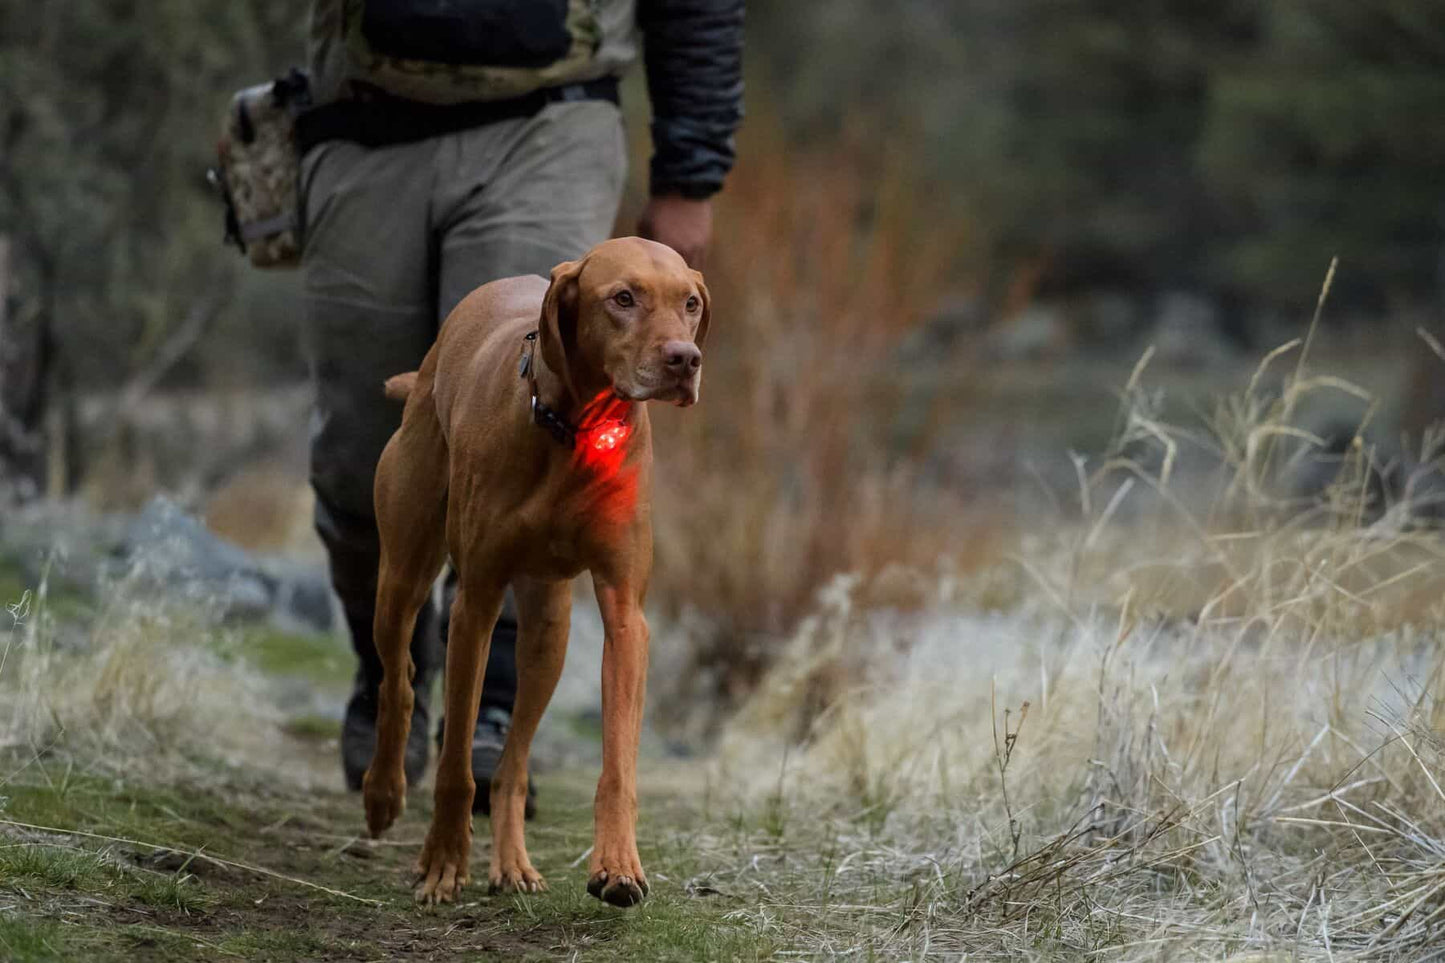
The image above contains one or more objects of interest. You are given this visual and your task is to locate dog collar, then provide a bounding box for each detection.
[519,330,576,447]
[519,331,634,457]
[532,396,577,448]
[520,326,632,456]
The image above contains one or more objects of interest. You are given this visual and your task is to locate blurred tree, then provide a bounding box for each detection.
[0,0,304,493]
[967,1,1261,297]
[1200,1,1445,308]
[752,1,1262,294]
[0,232,49,498]
[749,0,1443,319]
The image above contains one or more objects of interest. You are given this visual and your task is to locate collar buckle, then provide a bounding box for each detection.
[519,330,536,379]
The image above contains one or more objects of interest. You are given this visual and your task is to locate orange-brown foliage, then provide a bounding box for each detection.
[646,119,1002,723]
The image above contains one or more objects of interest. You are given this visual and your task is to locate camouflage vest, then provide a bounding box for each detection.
[309,0,608,106]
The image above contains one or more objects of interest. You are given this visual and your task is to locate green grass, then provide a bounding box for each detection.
[0,751,783,961]
[281,713,342,741]
[0,814,211,912]
[234,626,351,689]
[131,868,213,913]
[0,558,29,610]
[0,556,93,624]
[0,916,73,963]
[564,710,605,744]
[0,842,109,888]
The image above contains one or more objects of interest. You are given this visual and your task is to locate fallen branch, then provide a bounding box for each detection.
[0,816,383,906]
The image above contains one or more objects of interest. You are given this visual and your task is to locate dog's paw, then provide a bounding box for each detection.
[489,863,547,894]
[589,856,653,908]
[586,869,648,907]
[361,766,406,838]
[413,831,471,904]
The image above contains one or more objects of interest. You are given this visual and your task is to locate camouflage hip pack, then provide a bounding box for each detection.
[209,70,311,269]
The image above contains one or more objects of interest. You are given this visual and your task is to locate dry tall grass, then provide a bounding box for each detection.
[0,556,284,780]
[715,275,1445,958]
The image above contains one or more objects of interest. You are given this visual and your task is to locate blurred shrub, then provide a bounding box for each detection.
[646,117,1001,729]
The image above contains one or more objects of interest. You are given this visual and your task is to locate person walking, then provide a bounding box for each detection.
[298,0,743,809]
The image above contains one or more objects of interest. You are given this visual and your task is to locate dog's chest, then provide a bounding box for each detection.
[540,531,585,575]
[513,470,642,577]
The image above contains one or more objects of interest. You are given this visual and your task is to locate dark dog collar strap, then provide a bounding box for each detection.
[520,331,576,448]
[531,395,576,447]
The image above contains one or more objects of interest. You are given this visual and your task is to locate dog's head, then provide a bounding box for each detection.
[538,237,710,408]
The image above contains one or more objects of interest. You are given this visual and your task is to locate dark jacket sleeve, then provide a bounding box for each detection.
[636,0,745,198]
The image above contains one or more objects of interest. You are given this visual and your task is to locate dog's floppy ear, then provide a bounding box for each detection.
[539,258,585,404]
[690,269,712,349]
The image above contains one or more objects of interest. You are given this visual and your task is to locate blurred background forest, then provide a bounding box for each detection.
[1,1,1444,715]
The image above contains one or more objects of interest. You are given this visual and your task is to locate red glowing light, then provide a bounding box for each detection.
[569,396,638,518]
[568,391,636,486]
[574,413,634,476]
[578,420,631,471]
[592,424,628,451]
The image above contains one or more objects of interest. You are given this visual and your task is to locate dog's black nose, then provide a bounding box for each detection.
[662,341,702,373]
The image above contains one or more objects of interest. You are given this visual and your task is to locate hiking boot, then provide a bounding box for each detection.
[341,683,430,792]
[437,706,537,818]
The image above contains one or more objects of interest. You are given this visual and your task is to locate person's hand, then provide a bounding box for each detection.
[637,194,713,268]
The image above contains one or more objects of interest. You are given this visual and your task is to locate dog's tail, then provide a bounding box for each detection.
[383,371,418,402]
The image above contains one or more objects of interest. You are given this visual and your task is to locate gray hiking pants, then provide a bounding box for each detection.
[300,99,627,710]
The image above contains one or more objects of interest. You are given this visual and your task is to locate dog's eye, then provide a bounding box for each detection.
[613,290,635,308]
[685,296,700,313]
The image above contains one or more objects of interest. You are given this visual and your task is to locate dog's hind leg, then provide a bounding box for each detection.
[414,572,506,904]
[488,577,571,894]
[362,389,449,839]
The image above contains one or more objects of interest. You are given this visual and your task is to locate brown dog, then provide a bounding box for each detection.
[362,237,709,908]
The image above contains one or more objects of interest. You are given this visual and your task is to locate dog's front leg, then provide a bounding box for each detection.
[488,577,570,894]
[414,578,505,905]
[587,578,650,907]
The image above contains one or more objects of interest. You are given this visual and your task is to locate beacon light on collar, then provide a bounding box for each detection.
[575,418,633,474]
[589,422,630,451]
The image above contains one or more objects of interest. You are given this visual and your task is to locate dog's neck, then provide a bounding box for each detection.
[523,332,634,451]
[529,343,577,421]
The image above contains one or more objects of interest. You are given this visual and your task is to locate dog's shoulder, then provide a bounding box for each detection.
[431,274,547,442]
[444,274,549,335]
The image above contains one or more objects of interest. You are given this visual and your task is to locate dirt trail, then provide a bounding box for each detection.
[1,729,769,962]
